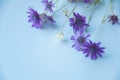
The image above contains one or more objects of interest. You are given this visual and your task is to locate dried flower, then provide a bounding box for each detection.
[71,33,90,51]
[56,32,64,40]
[108,14,119,25]
[82,40,105,60]
[69,12,89,34]
[41,0,54,13]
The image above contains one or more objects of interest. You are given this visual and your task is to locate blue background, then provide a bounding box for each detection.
[0,0,120,80]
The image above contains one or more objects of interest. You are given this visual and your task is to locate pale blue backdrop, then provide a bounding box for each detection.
[0,0,120,80]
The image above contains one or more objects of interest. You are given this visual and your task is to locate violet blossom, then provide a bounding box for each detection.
[41,0,54,13]
[82,40,105,60]
[108,14,119,25]
[69,12,89,34]
[27,7,42,28]
[71,33,90,51]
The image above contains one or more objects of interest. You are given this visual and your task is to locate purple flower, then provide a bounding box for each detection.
[82,40,105,60]
[27,7,55,29]
[41,0,54,13]
[84,0,92,3]
[108,14,119,25]
[27,7,42,29]
[71,33,90,51]
[69,12,89,34]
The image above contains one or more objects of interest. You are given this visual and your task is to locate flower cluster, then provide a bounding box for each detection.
[70,12,105,60]
[26,0,120,60]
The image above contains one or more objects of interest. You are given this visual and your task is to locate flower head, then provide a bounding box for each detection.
[82,40,105,60]
[69,12,89,34]
[41,0,54,13]
[108,14,119,25]
[27,7,42,28]
[71,33,90,51]
[27,7,55,29]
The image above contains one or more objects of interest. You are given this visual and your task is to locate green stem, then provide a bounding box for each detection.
[94,1,111,41]
[83,5,90,16]
[52,2,70,16]
[88,5,95,24]
[88,0,102,24]
[109,0,114,14]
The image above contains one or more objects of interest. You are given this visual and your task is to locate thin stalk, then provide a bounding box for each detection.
[52,2,70,16]
[109,0,114,14]
[94,0,112,41]
[88,5,95,24]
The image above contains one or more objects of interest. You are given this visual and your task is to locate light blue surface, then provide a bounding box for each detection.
[0,0,120,80]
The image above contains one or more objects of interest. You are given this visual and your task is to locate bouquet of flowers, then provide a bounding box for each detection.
[27,0,119,60]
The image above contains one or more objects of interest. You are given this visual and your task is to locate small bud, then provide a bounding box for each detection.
[56,32,64,40]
